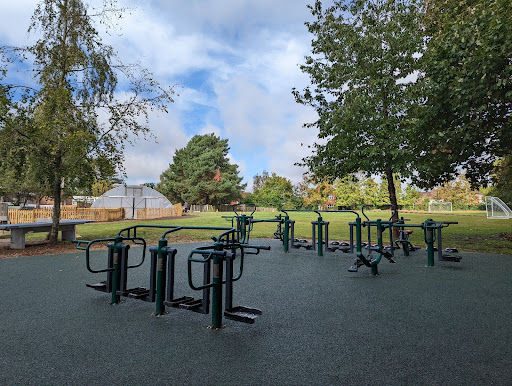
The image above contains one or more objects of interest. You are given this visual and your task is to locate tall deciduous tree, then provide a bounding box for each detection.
[293,0,424,225]
[414,0,512,188]
[158,134,246,206]
[252,173,294,208]
[1,0,173,243]
[0,0,174,243]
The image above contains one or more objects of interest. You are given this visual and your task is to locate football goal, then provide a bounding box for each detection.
[485,196,512,219]
[428,201,453,213]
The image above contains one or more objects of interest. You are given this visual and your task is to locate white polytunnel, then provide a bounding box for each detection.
[91,185,173,219]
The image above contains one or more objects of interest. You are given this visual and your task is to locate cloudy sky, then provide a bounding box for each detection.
[0,0,319,191]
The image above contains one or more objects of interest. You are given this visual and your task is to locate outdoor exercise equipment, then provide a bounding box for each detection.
[225,203,294,252]
[76,235,148,305]
[391,218,460,266]
[423,219,461,265]
[348,206,397,256]
[78,224,271,329]
[392,217,421,256]
[347,217,396,275]
[281,209,359,257]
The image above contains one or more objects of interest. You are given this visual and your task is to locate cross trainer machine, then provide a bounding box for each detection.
[77,224,270,329]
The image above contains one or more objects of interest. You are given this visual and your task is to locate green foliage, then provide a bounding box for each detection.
[252,171,270,192]
[399,185,421,209]
[158,134,246,206]
[293,0,425,212]
[252,173,295,209]
[414,0,512,188]
[433,175,480,209]
[0,0,174,243]
[486,157,512,207]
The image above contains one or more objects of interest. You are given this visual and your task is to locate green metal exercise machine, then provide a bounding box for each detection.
[78,224,271,329]
[347,217,396,275]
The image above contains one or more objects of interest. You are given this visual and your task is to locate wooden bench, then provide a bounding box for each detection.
[0,220,93,249]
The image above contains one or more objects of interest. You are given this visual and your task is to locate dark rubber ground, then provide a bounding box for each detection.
[1,239,511,385]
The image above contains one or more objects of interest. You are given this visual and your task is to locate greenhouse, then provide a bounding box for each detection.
[91,185,173,219]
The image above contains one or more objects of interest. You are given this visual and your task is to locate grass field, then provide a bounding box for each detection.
[7,209,510,255]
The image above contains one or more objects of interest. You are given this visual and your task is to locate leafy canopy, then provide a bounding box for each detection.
[293,0,425,211]
[414,0,512,188]
[252,173,294,209]
[0,0,174,243]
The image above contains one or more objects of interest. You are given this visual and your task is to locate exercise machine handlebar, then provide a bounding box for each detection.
[76,236,147,274]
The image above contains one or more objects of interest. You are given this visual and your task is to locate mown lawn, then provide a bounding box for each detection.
[6,209,512,255]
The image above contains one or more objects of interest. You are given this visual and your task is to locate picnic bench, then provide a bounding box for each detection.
[0,220,93,249]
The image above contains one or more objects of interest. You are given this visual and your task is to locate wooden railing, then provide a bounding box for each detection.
[8,207,126,224]
[136,203,183,220]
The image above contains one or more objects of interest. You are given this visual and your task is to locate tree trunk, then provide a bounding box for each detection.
[49,157,62,245]
[385,166,400,239]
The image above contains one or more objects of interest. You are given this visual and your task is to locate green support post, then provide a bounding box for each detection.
[371,219,383,276]
[110,235,123,304]
[317,215,323,257]
[239,214,247,243]
[210,243,224,330]
[154,237,168,316]
[356,217,362,255]
[425,219,435,267]
[283,214,290,253]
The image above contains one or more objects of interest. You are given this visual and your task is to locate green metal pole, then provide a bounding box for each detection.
[317,215,323,257]
[283,215,290,253]
[425,219,435,267]
[154,237,168,316]
[111,235,122,304]
[356,217,362,255]
[371,219,383,275]
[240,214,247,243]
[210,250,224,329]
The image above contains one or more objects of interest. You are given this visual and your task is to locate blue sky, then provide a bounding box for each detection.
[0,0,319,191]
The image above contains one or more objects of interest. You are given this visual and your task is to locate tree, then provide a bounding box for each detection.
[158,134,245,206]
[333,176,361,209]
[293,0,424,225]
[0,0,174,243]
[302,180,336,210]
[434,174,479,209]
[414,0,512,188]
[360,177,380,207]
[399,185,420,209]
[487,156,512,207]
[252,171,270,192]
[252,173,294,208]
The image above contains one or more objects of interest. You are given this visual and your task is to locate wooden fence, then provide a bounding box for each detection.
[8,207,126,224]
[136,203,183,220]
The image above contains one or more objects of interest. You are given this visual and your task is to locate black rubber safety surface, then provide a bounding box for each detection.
[1,239,511,385]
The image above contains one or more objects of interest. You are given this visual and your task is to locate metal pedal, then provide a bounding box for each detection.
[164,296,195,308]
[178,298,204,311]
[121,287,150,299]
[224,306,262,324]
[86,281,108,292]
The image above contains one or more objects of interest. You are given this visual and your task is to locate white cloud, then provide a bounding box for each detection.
[1,0,320,189]
[122,109,190,184]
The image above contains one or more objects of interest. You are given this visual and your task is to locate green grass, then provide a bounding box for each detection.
[3,210,511,254]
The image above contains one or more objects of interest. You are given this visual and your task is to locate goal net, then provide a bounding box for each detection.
[428,201,453,212]
[485,196,512,219]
